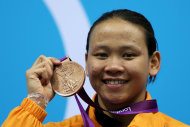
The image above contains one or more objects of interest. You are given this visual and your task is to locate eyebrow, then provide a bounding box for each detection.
[93,45,110,51]
[93,45,141,52]
[120,45,141,51]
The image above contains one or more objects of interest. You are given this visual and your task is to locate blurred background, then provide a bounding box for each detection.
[0,0,189,125]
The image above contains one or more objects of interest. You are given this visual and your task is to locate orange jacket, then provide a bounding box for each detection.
[2,92,189,127]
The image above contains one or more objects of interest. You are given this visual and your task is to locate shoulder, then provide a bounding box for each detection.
[153,112,189,127]
[61,115,84,126]
[45,115,84,127]
[131,112,189,127]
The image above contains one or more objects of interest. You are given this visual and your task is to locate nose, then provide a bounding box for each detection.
[104,58,125,75]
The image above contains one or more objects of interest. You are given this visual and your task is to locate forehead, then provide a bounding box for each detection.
[89,18,147,49]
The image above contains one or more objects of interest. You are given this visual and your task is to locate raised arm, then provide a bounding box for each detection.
[2,55,61,127]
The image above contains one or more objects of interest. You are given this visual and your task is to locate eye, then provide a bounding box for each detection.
[122,53,136,59]
[95,53,108,59]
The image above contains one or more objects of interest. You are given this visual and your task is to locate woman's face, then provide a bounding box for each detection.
[86,18,153,105]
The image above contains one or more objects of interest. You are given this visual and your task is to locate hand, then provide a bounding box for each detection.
[26,55,61,108]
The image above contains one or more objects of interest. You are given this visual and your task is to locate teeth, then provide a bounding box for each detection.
[105,80,126,85]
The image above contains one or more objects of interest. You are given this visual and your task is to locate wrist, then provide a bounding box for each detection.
[27,93,49,109]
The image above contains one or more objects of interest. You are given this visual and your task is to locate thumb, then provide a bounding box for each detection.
[49,57,61,65]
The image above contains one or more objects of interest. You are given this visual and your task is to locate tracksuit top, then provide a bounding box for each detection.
[2,92,189,127]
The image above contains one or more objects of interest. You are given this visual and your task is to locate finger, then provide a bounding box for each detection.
[31,60,54,80]
[43,57,56,78]
[32,61,49,70]
[45,57,55,70]
[33,55,46,66]
[41,70,49,86]
[31,56,61,80]
[33,57,53,69]
[38,56,55,70]
[26,68,47,86]
[33,67,49,86]
[49,57,61,65]
[44,61,53,79]
[30,68,47,79]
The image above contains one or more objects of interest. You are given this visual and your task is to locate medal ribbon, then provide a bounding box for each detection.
[59,56,158,127]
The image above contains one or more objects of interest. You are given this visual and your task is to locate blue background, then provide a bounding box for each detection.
[0,0,190,125]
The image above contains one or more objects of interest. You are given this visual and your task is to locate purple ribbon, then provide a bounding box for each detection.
[78,88,158,114]
[59,56,67,61]
[59,57,158,127]
[74,95,95,127]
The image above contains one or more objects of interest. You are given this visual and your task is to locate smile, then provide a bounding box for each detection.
[103,80,128,85]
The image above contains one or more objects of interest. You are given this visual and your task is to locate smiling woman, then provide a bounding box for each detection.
[86,18,153,107]
[2,9,189,127]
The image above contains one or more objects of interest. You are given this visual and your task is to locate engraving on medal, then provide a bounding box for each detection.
[52,61,85,97]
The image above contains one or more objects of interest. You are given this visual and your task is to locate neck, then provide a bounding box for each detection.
[97,91,146,126]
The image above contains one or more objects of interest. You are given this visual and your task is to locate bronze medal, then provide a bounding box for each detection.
[51,59,85,97]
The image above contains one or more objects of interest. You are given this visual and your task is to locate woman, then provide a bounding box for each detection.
[2,9,189,127]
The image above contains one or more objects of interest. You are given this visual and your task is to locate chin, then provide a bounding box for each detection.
[109,98,128,105]
[103,94,129,105]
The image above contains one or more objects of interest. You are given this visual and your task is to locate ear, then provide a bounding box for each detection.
[149,51,161,76]
[85,52,89,77]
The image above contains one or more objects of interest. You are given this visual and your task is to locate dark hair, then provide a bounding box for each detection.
[86,9,158,83]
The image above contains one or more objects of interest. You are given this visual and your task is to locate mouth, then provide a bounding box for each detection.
[103,80,128,85]
[102,79,129,89]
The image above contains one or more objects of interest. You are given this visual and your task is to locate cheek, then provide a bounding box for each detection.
[87,61,104,87]
[127,59,149,78]
[88,61,103,76]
